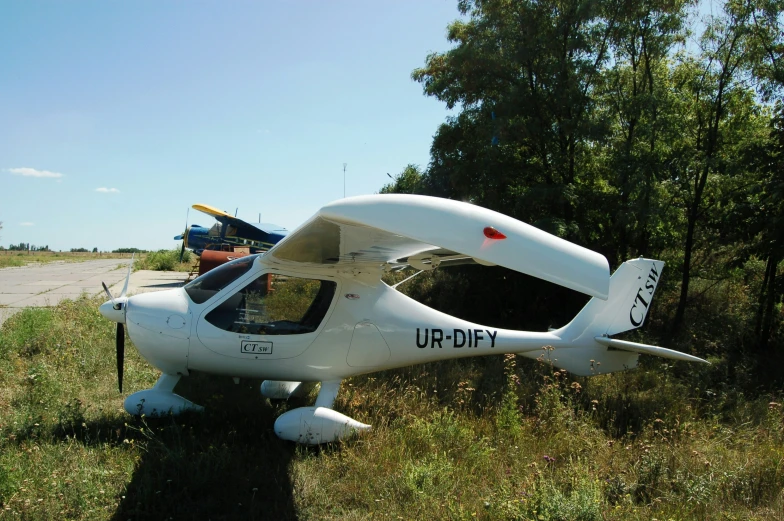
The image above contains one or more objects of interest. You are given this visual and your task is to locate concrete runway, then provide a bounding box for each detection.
[0,259,187,327]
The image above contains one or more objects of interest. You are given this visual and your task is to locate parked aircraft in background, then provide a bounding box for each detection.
[103,194,707,445]
[174,204,287,257]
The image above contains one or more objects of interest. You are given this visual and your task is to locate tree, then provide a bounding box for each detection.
[669,5,755,332]
[731,105,784,347]
[597,0,691,262]
[412,0,621,245]
[380,164,425,194]
[394,0,781,360]
[735,0,784,101]
[755,116,784,346]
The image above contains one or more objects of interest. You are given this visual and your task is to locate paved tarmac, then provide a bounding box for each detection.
[0,259,188,328]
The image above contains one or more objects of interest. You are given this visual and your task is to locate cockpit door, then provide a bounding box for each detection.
[195,271,338,360]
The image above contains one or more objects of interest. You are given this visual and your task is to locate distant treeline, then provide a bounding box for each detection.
[112,248,148,253]
[0,245,148,253]
[1,243,51,251]
[382,0,784,386]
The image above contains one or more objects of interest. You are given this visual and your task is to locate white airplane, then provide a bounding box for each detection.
[100,194,706,444]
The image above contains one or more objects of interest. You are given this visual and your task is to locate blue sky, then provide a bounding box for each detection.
[0,1,460,251]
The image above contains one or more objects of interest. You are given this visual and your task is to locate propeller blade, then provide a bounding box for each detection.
[120,254,134,298]
[116,323,125,393]
[101,281,116,306]
[180,208,190,262]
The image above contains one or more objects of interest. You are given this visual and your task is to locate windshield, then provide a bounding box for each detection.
[208,222,222,237]
[184,255,257,304]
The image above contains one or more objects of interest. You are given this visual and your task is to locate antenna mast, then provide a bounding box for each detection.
[343,163,347,198]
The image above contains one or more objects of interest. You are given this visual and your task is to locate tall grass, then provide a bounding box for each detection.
[134,248,193,272]
[1,296,784,519]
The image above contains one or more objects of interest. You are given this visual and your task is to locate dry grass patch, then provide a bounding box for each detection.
[2,298,784,520]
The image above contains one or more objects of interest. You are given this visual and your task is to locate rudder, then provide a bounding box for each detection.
[555,258,665,343]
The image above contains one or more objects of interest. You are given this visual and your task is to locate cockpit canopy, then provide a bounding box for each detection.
[185,255,257,304]
[185,255,337,336]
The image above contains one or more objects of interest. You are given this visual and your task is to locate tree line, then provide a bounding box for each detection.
[1,243,51,252]
[382,0,784,384]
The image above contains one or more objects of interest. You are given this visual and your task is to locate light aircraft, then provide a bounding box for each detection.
[101,194,706,445]
[174,203,288,257]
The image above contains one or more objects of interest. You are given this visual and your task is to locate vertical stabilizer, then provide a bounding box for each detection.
[531,258,705,376]
[555,258,665,342]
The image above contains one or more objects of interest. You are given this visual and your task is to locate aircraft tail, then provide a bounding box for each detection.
[522,258,707,376]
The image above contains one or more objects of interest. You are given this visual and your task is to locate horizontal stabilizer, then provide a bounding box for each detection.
[595,337,708,364]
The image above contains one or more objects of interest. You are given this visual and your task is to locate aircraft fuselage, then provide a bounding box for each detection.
[124,255,564,384]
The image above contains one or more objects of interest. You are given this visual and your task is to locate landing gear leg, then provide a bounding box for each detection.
[314,380,341,408]
[123,373,204,417]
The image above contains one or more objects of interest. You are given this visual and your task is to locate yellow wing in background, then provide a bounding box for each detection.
[192,204,234,220]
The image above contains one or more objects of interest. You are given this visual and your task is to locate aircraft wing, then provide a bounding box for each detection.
[265,194,610,299]
[192,204,258,235]
[192,204,288,249]
[192,204,235,220]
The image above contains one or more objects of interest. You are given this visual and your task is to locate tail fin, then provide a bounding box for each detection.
[559,258,666,341]
[522,258,707,376]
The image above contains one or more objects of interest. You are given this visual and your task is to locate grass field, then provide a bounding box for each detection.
[0,249,195,273]
[1,296,783,520]
[0,252,133,270]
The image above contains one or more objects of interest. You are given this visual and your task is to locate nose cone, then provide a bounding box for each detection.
[99,298,127,324]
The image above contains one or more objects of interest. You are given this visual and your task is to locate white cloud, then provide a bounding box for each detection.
[8,167,64,178]
[95,187,120,193]
[20,222,34,226]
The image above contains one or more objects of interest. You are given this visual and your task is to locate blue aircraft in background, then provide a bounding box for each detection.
[174,203,288,259]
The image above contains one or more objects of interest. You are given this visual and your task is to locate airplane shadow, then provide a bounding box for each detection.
[110,373,299,520]
[6,374,301,519]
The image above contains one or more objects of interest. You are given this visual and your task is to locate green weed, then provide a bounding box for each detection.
[134,248,193,272]
[2,297,784,519]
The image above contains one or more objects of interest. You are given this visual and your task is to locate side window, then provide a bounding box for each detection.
[205,274,336,335]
